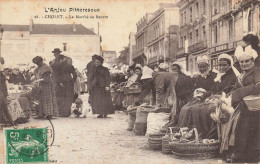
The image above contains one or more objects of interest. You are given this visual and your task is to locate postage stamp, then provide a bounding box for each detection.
[4,127,49,164]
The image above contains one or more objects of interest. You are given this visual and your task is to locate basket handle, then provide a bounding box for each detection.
[130,82,142,87]
[193,128,199,144]
[168,127,174,135]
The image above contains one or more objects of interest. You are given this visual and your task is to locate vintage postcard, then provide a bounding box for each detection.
[0,0,260,163]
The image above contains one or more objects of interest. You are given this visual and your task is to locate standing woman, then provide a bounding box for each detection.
[33,56,59,119]
[222,47,260,163]
[92,56,114,118]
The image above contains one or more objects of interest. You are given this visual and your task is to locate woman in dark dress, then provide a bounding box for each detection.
[222,47,260,163]
[92,56,114,118]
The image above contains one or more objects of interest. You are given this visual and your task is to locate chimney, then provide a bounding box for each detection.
[29,19,34,32]
[73,22,76,32]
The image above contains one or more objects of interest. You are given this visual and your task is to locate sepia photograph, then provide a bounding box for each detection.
[0,0,260,163]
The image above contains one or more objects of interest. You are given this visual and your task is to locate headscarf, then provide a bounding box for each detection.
[235,45,258,61]
[197,55,210,78]
[172,61,183,72]
[214,54,240,83]
[141,66,153,80]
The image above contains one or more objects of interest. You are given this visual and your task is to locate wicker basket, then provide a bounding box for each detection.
[169,128,220,159]
[243,95,260,111]
[162,127,180,154]
[148,133,165,150]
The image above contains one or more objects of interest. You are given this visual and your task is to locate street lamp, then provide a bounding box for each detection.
[0,25,4,57]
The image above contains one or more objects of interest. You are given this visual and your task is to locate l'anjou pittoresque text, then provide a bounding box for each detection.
[45,8,100,13]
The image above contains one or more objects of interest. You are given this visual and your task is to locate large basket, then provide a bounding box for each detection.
[162,127,180,154]
[124,82,142,94]
[169,128,220,159]
[243,95,260,111]
[148,133,165,150]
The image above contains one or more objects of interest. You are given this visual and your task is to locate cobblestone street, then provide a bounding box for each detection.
[0,94,222,164]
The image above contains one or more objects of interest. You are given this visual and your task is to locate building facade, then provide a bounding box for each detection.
[177,0,209,73]
[133,13,153,66]
[177,0,260,73]
[1,20,101,70]
[102,50,117,67]
[209,0,260,69]
[146,3,180,67]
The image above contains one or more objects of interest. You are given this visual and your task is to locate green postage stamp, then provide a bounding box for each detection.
[4,127,48,164]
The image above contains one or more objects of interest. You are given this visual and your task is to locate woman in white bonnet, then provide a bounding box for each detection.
[222,45,260,163]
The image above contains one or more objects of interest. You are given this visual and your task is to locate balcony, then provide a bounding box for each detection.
[188,40,207,53]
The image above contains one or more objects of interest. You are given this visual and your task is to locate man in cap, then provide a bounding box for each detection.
[86,54,98,104]
[50,48,77,117]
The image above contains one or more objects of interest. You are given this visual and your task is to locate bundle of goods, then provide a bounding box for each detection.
[162,127,180,154]
[124,82,142,94]
[127,105,138,131]
[148,133,165,150]
[207,93,234,124]
[146,112,170,135]
[134,105,154,135]
[169,127,220,159]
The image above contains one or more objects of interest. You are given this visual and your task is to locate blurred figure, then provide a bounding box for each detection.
[86,54,98,104]
[9,67,26,85]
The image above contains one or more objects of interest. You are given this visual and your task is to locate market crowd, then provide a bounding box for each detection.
[109,34,260,163]
[0,34,260,163]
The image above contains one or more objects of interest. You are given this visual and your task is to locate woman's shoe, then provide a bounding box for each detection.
[97,115,103,118]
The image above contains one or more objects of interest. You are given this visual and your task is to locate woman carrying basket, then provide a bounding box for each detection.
[221,46,260,163]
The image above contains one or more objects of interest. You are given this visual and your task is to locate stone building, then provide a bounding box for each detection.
[177,0,260,73]
[1,19,101,70]
[146,3,179,67]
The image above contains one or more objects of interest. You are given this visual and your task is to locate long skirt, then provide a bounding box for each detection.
[39,80,59,117]
[56,81,74,117]
[92,87,114,115]
[224,102,260,162]
[178,98,217,139]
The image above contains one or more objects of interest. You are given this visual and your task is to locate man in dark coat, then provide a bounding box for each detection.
[50,48,77,117]
[86,54,98,104]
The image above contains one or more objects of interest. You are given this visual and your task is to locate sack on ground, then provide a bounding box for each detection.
[146,112,170,135]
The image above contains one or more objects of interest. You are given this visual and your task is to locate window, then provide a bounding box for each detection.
[248,10,253,32]
[181,13,183,25]
[228,19,233,38]
[203,0,206,14]
[202,26,206,40]
[196,29,199,43]
[190,7,192,21]
[184,11,186,24]
[196,2,199,17]
[63,43,67,51]
[180,37,183,48]
[213,23,218,43]
[21,34,24,37]
[190,32,193,45]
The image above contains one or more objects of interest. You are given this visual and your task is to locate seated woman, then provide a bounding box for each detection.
[9,68,26,85]
[179,54,238,139]
[221,47,260,163]
[124,65,142,107]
